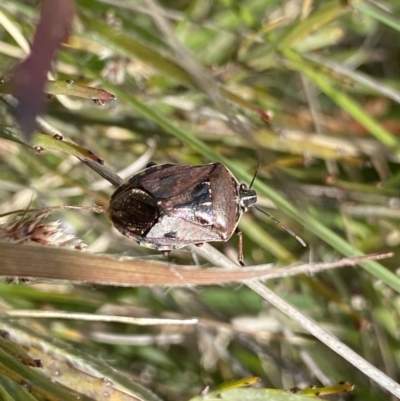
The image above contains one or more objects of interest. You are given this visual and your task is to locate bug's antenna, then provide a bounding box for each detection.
[254,206,306,247]
[248,154,305,247]
[249,154,261,189]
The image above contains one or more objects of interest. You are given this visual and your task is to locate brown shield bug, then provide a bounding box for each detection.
[108,162,305,264]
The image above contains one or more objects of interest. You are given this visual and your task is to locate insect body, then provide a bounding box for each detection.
[108,162,256,262]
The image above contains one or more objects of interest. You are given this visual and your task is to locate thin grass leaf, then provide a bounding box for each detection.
[46,80,116,101]
[0,242,299,286]
[80,14,269,119]
[0,374,39,401]
[0,320,163,401]
[0,347,96,401]
[0,124,103,163]
[354,1,400,33]
[282,49,400,150]
[0,381,17,401]
[275,1,348,51]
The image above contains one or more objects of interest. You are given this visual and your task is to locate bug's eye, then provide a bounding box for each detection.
[109,187,159,235]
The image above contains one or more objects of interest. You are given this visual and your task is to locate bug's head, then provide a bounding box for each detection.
[239,183,257,211]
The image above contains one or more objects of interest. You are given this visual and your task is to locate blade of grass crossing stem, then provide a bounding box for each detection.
[104,84,400,294]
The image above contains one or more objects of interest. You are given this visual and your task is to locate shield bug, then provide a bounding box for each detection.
[108,162,305,264]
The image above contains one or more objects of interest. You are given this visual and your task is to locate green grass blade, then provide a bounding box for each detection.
[354,1,400,33]
[283,49,400,150]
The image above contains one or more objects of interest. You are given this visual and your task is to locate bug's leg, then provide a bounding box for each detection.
[146,162,157,168]
[161,250,171,258]
[235,227,245,266]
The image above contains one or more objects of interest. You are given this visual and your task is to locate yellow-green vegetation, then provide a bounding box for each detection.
[0,1,400,400]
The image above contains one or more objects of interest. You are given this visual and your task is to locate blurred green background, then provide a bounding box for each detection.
[1,0,400,400]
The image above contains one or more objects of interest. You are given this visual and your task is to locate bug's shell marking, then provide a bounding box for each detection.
[108,162,257,251]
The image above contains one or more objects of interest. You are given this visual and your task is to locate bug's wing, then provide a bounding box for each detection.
[134,164,215,199]
[144,215,225,249]
[148,163,239,237]
[161,163,240,239]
